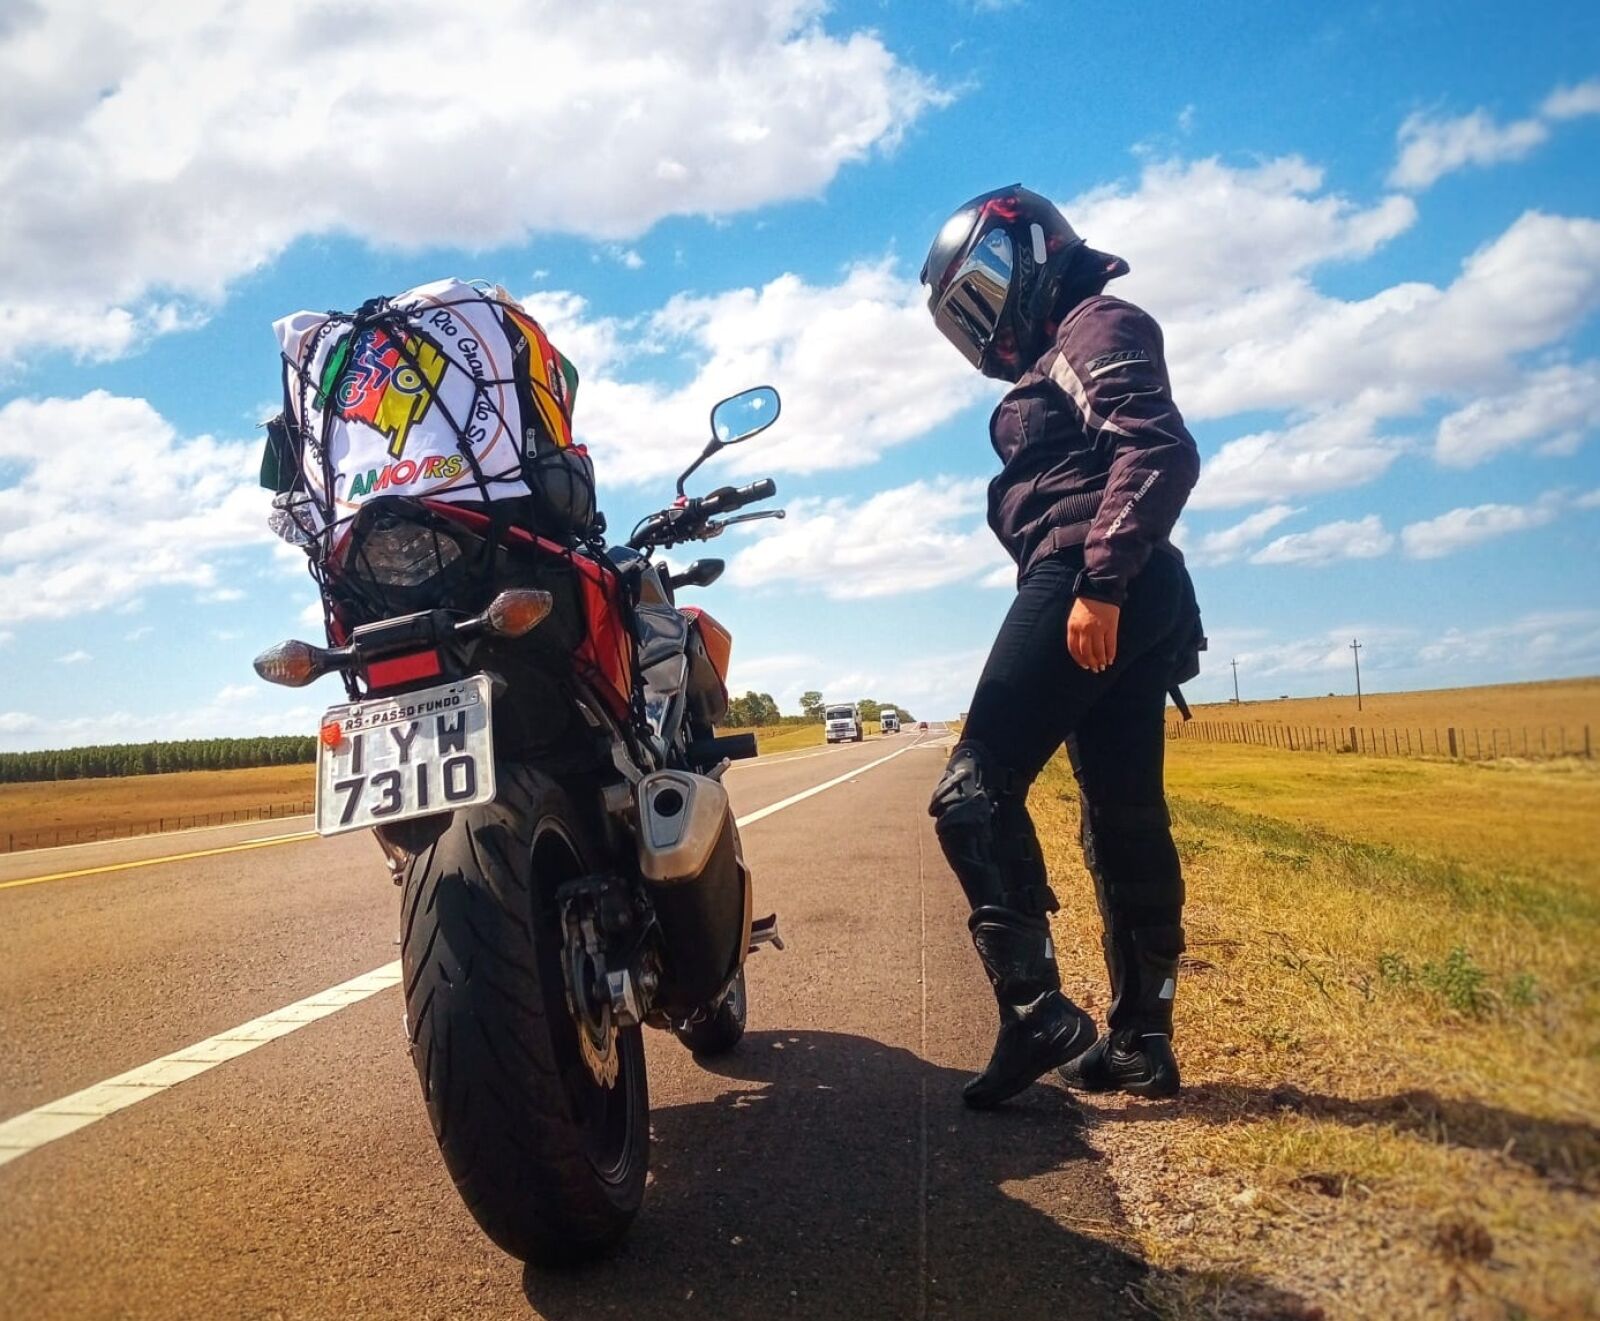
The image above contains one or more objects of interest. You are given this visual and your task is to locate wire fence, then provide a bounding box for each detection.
[1,799,315,855]
[1167,720,1594,762]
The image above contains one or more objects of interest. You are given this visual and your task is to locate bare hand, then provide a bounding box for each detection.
[1067,597,1120,672]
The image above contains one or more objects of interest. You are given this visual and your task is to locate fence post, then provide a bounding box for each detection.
[1448,728,1458,759]
[1586,725,1592,759]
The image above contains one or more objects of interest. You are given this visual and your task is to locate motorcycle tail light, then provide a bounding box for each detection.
[355,520,464,588]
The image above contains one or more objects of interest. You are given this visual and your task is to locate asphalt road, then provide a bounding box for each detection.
[0,730,1150,1320]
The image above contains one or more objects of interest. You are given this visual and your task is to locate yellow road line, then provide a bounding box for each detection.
[0,831,319,892]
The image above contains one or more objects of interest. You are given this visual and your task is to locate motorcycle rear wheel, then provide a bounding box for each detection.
[672,965,748,1056]
[400,764,649,1264]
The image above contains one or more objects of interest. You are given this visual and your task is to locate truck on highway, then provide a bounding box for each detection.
[880,709,900,734]
[825,702,863,743]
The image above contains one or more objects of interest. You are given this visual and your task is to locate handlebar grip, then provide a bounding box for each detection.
[700,480,775,516]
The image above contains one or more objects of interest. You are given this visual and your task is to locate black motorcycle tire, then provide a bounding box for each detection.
[400,764,649,1265]
[672,965,748,1056]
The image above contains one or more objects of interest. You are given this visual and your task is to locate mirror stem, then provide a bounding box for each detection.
[675,439,722,497]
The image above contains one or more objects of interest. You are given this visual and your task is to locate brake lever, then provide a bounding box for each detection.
[716,510,786,528]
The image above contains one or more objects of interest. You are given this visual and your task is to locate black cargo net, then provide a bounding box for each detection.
[270,291,642,730]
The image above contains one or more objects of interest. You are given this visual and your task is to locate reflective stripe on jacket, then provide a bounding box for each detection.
[986,292,1199,604]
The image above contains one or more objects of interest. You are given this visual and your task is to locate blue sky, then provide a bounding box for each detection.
[0,0,1597,749]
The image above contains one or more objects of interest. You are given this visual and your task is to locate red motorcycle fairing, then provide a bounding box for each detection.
[422,500,635,722]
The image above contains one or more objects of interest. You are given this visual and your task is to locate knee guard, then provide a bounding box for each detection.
[929,742,1055,917]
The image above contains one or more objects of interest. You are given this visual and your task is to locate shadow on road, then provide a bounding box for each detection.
[523,1030,1313,1320]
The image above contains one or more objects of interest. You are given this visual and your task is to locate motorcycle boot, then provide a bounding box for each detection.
[1058,927,1182,1098]
[930,742,1096,1109]
[1059,797,1184,1098]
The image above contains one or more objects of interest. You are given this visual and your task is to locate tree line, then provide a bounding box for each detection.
[723,691,916,728]
[0,736,316,784]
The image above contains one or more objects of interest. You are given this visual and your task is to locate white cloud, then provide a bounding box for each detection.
[124,625,154,641]
[0,0,943,364]
[1434,360,1600,466]
[726,476,1006,599]
[1190,413,1404,510]
[1170,211,1600,425]
[1416,608,1600,675]
[1389,108,1548,190]
[0,391,271,624]
[1070,156,1416,319]
[1400,492,1564,559]
[1250,515,1394,566]
[1389,80,1600,191]
[1062,154,1600,510]
[1541,79,1600,121]
[597,246,646,271]
[56,649,91,664]
[540,261,989,487]
[1188,504,1301,564]
[1575,488,1600,511]
[1189,611,1600,700]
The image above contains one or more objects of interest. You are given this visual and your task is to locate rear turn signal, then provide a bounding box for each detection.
[253,639,327,687]
[484,589,554,639]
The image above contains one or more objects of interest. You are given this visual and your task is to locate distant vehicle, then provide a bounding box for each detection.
[919,720,928,730]
[881,709,900,733]
[825,703,864,743]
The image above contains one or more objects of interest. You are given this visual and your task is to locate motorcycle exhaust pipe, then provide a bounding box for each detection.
[633,770,752,1013]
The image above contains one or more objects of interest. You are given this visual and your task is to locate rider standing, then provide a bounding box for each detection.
[922,186,1202,1108]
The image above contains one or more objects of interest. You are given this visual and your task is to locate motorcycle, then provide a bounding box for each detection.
[253,386,788,1263]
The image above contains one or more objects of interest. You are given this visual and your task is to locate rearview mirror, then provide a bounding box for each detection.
[678,385,783,495]
[667,558,725,592]
[709,386,780,446]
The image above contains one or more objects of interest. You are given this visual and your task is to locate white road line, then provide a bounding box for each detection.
[732,737,927,827]
[0,965,401,1169]
[0,737,929,1171]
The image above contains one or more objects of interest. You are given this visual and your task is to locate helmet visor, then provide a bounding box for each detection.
[929,229,1014,368]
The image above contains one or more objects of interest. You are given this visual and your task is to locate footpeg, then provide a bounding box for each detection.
[749,912,784,953]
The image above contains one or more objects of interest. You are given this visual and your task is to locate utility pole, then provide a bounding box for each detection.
[1230,657,1240,704]
[1350,638,1363,712]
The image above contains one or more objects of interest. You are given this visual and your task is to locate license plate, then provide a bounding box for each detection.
[315,676,496,836]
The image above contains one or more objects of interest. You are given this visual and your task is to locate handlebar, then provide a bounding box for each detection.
[629,478,780,549]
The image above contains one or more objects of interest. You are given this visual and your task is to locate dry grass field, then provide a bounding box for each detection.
[0,726,837,847]
[1039,737,1600,1319]
[1173,676,1600,737]
[0,764,315,848]
[717,722,827,754]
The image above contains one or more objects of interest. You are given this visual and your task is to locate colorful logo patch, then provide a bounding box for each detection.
[319,328,448,458]
[345,453,467,499]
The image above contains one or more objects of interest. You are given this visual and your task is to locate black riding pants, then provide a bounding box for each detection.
[959,549,1192,942]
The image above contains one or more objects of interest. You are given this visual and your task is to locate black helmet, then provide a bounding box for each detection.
[920,185,1085,381]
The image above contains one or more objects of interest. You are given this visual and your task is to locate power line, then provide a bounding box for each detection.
[1230,657,1240,704]
[1350,638,1363,712]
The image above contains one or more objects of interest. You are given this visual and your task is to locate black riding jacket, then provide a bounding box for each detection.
[986,251,1200,605]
